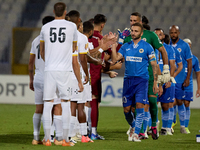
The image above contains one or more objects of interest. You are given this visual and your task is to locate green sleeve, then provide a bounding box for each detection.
[123,35,132,44]
[151,32,163,49]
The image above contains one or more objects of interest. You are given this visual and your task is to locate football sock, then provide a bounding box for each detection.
[162,109,169,128]
[90,99,98,128]
[43,102,53,141]
[178,104,186,126]
[148,111,152,128]
[185,106,190,128]
[173,105,177,123]
[50,121,55,137]
[167,107,174,128]
[61,101,70,141]
[124,111,135,128]
[88,107,92,133]
[149,97,158,127]
[92,127,97,135]
[54,115,63,141]
[33,113,42,141]
[143,111,149,132]
[135,108,144,135]
[80,122,87,136]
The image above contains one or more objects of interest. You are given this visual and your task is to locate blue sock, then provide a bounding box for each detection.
[167,107,174,128]
[162,109,169,128]
[178,104,186,126]
[148,111,152,127]
[135,108,144,135]
[143,112,149,132]
[124,111,135,128]
[185,106,190,127]
[173,105,177,123]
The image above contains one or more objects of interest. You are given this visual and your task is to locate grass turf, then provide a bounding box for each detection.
[0,104,200,150]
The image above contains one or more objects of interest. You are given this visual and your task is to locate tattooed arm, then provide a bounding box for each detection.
[150,60,159,94]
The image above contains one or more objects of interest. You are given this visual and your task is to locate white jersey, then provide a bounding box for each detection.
[72,31,88,80]
[40,19,78,71]
[30,35,44,83]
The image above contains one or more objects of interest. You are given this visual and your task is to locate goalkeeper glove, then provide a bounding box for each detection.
[162,65,170,83]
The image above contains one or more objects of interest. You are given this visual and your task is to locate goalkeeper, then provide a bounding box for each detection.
[117,12,170,140]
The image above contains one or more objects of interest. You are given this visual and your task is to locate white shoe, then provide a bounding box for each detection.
[128,127,135,141]
[127,126,132,136]
[144,132,149,139]
[156,120,160,137]
[180,126,188,134]
[132,133,141,142]
[166,128,173,135]
[171,127,174,134]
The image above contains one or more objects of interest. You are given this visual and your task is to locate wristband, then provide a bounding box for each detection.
[98,48,103,53]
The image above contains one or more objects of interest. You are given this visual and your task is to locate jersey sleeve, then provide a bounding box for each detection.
[30,40,36,55]
[147,44,156,62]
[73,27,78,43]
[174,48,182,64]
[168,46,175,61]
[193,56,200,72]
[118,44,126,57]
[151,32,163,49]
[40,26,44,42]
[184,43,193,60]
[78,35,88,54]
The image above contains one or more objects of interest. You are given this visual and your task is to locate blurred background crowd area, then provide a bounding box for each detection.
[0,0,199,76]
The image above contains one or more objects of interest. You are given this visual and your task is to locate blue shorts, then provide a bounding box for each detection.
[158,84,175,103]
[122,77,148,107]
[183,91,193,101]
[175,83,185,100]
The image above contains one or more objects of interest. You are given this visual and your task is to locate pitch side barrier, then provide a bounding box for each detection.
[0,75,199,108]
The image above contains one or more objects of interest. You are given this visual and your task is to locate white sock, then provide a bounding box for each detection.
[50,121,55,136]
[43,102,53,141]
[88,107,92,133]
[80,122,87,136]
[69,116,77,137]
[61,101,71,141]
[92,127,97,135]
[33,113,42,140]
[54,115,63,141]
[85,106,89,122]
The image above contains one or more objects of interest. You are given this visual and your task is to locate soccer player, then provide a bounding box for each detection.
[123,12,170,139]
[154,28,176,135]
[40,2,83,146]
[67,10,93,143]
[183,38,200,133]
[29,16,54,145]
[111,23,158,142]
[169,25,192,134]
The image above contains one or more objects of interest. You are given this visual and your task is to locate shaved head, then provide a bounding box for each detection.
[169,25,180,44]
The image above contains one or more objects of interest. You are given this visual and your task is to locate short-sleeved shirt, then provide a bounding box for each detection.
[40,19,77,71]
[118,40,156,80]
[170,38,193,83]
[156,42,175,72]
[30,35,44,83]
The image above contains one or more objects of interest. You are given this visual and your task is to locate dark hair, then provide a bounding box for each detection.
[42,16,54,25]
[164,34,170,44]
[67,10,80,23]
[131,12,142,19]
[131,22,144,31]
[83,21,94,34]
[54,2,66,17]
[143,24,150,30]
[88,18,94,24]
[94,14,107,25]
[154,28,164,33]
[142,15,150,30]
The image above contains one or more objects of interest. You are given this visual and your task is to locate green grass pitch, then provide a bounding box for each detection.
[0,104,200,150]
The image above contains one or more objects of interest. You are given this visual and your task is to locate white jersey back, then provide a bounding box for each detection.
[40,19,78,71]
[72,31,88,80]
[30,35,44,83]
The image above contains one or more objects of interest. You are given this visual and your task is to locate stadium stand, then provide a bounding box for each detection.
[0,0,199,75]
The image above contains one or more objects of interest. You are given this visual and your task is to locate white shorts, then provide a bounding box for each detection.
[53,98,61,105]
[84,84,92,102]
[33,81,44,105]
[43,71,72,100]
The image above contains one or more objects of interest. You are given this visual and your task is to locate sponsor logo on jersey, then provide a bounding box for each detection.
[178,48,182,52]
[139,49,144,53]
[126,48,130,51]
[126,56,142,62]
[85,43,88,49]
[142,38,146,41]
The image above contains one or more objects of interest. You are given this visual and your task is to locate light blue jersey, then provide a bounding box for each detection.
[118,40,156,80]
[170,38,192,83]
[184,55,200,92]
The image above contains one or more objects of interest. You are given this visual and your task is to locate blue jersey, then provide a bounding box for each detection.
[118,40,156,80]
[170,38,192,83]
[156,43,175,72]
[184,55,200,92]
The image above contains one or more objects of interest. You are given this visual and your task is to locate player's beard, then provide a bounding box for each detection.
[89,34,93,39]
[171,36,178,43]
[132,33,141,40]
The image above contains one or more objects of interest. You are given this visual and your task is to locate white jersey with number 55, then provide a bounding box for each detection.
[40,19,78,72]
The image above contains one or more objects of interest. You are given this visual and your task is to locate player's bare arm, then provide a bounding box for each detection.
[158,46,168,65]
[28,54,35,91]
[111,43,123,64]
[79,53,89,84]
[157,64,163,96]
[72,55,84,92]
[196,71,200,98]
[103,70,118,78]
[73,41,77,53]
[173,62,183,78]
[183,58,192,87]
[151,60,159,94]
[40,41,45,61]
[87,52,105,66]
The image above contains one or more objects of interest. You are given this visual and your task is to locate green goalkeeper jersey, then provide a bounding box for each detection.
[124,29,163,81]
